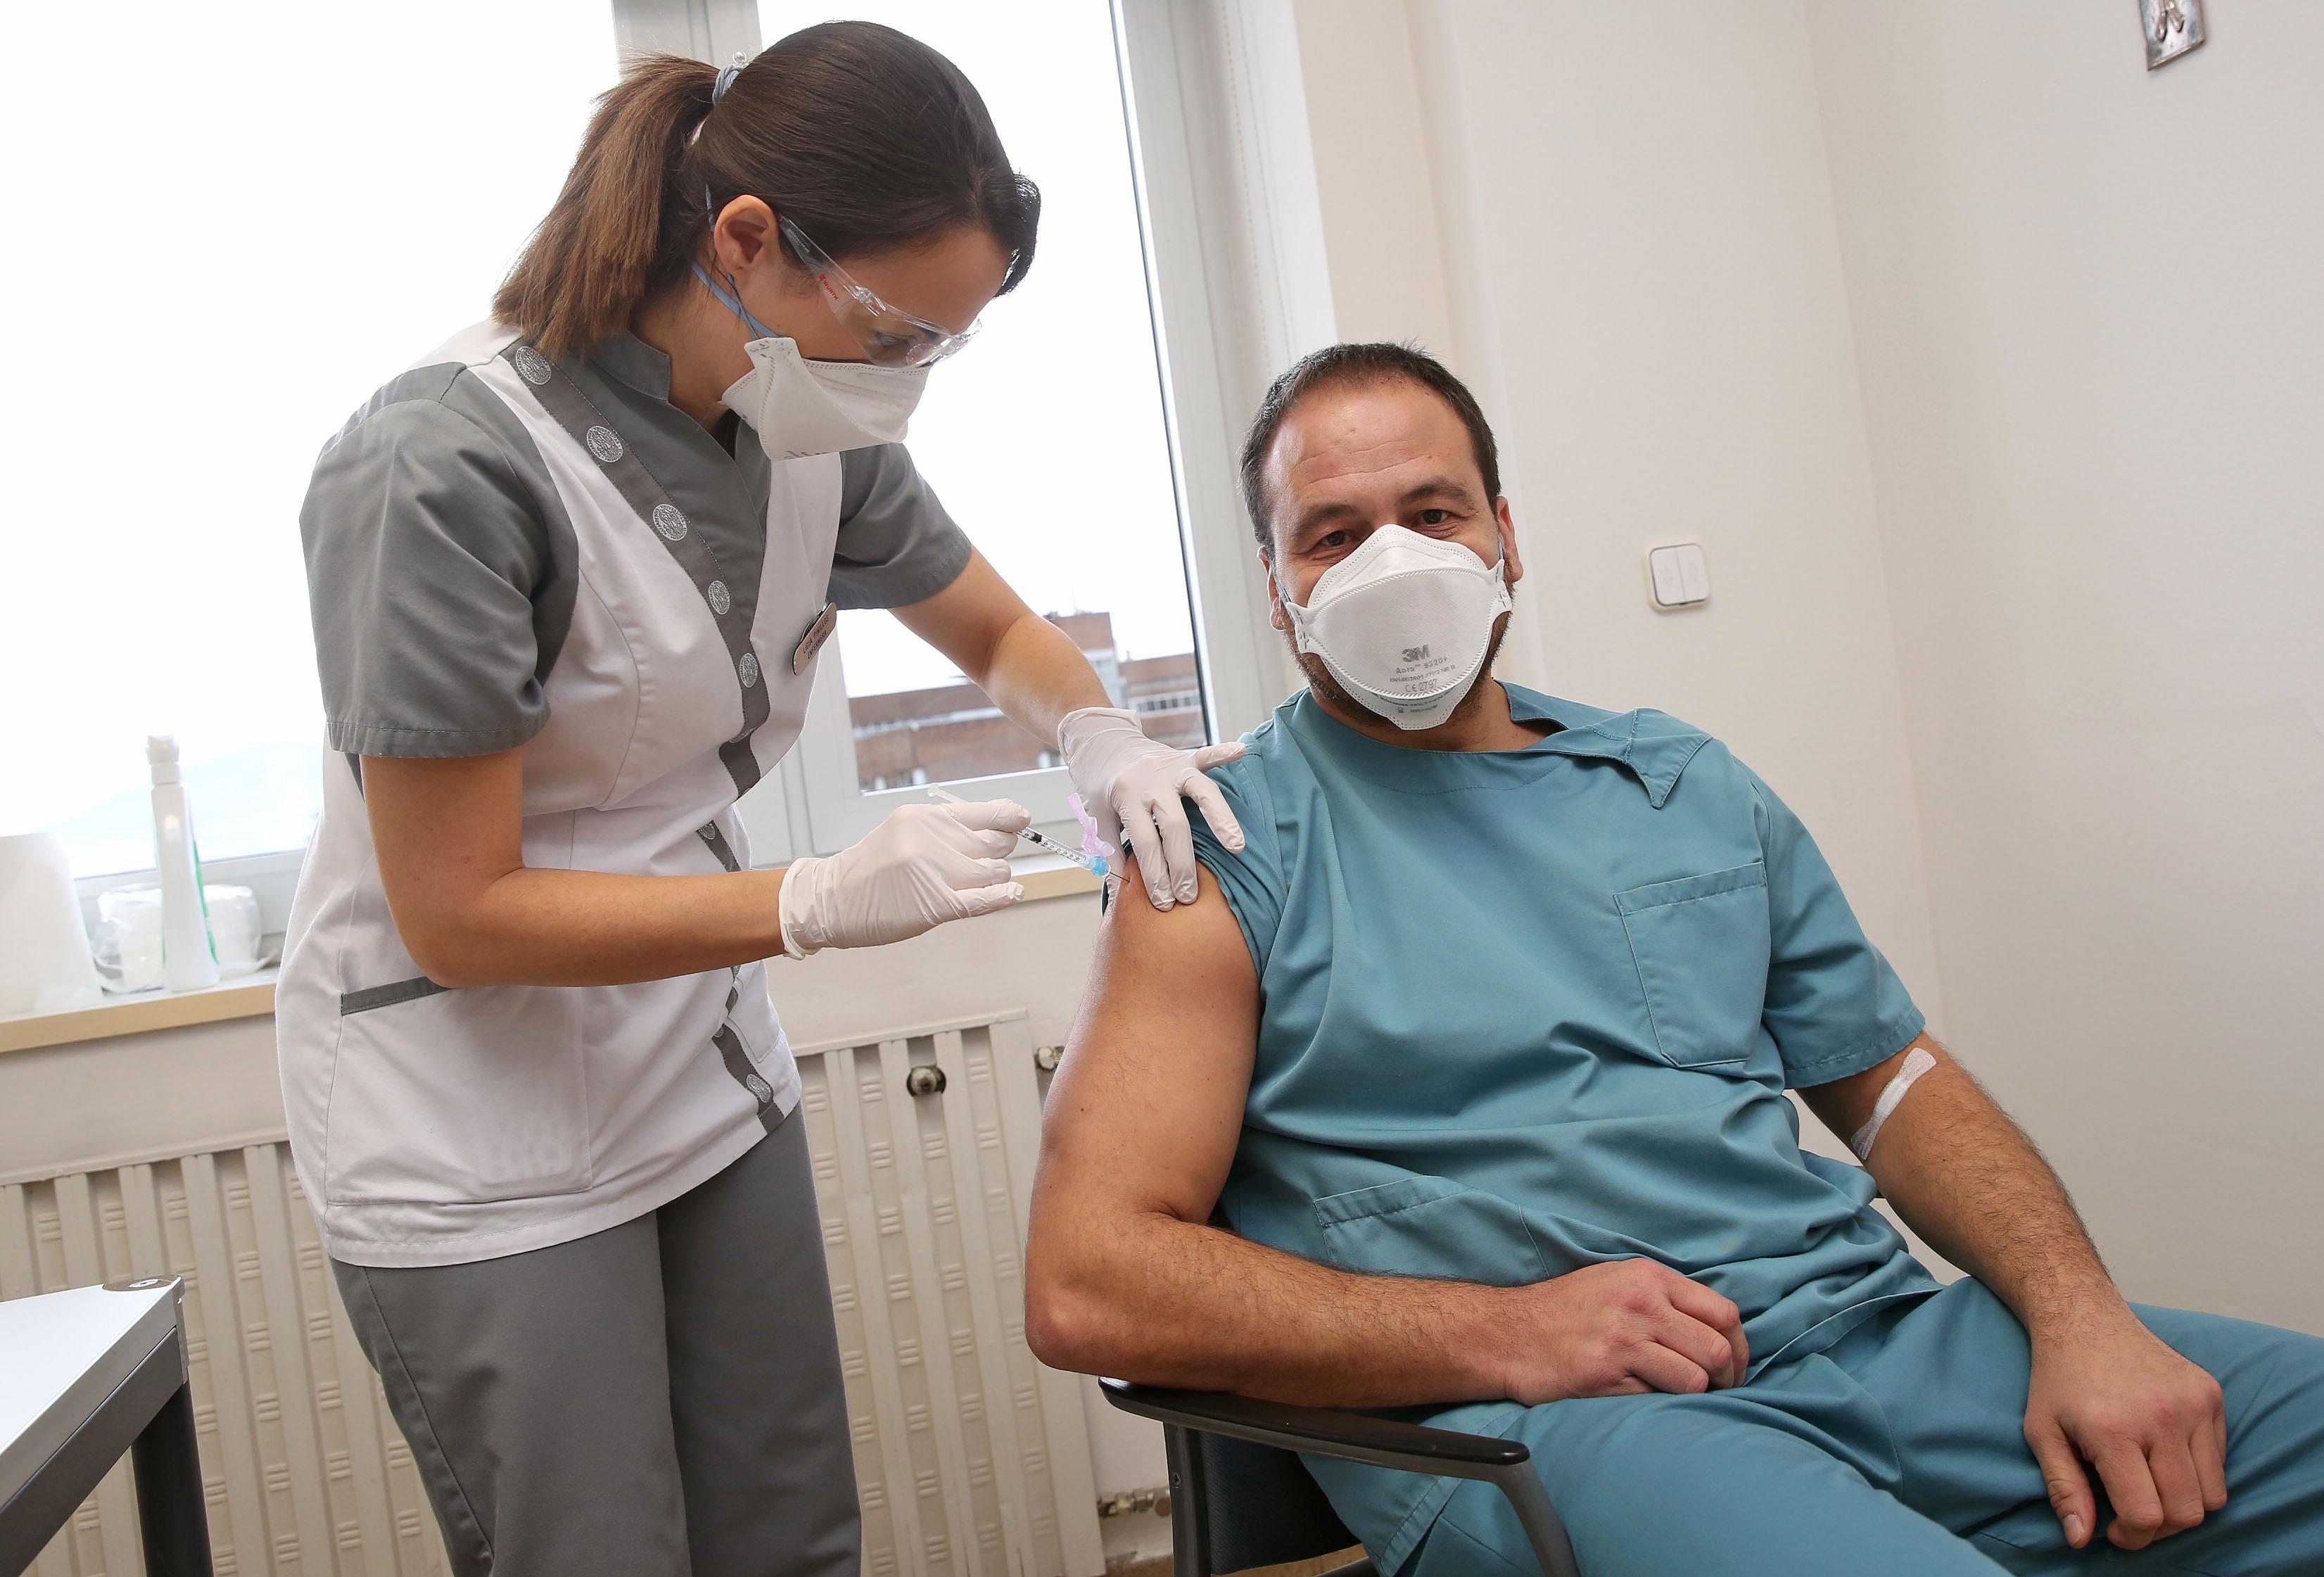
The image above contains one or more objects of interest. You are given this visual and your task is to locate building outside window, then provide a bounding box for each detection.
[845,612,1203,794]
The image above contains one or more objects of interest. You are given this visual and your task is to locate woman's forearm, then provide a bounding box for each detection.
[977,609,1112,743]
[402,866,789,988]
[367,751,792,987]
[891,552,1112,747]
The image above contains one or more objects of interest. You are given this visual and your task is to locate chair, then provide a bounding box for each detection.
[1100,1379,1580,1577]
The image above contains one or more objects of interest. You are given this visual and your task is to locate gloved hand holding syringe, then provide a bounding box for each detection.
[929,785,1118,891]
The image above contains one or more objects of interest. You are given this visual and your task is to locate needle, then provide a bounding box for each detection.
[927,785,1116,885]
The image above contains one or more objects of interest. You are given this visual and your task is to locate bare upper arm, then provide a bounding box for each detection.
[887,550,1028,680]
[1031,851,1261,1243]
[363,751,526,970]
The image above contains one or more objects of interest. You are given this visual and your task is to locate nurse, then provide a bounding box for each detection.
[277,23,1243,1577]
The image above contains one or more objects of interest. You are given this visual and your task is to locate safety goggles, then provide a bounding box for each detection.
[780,215,981,369]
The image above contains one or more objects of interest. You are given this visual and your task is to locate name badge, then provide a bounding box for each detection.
[792,600,839,676]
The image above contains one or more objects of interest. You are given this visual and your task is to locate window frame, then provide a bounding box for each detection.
[1113,0,1311,746]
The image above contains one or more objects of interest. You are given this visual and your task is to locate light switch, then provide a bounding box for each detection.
[1647,543,1710,609]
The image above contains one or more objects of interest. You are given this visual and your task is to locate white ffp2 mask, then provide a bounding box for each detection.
[724,336,927,460]
[692,261,930,460]
[1281,525,1512,730]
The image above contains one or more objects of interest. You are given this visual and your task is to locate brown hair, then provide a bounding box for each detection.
[1238,341,1503,553]
[495,23,1041,360]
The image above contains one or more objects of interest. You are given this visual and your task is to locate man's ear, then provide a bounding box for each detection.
[1495,498,1524,588]
[1259,547,1290,632]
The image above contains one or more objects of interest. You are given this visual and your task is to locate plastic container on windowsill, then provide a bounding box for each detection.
[90,883,267,995]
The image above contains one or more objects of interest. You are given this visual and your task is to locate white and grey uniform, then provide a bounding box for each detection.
[279,322,967,1267]
[279,323,969,1577]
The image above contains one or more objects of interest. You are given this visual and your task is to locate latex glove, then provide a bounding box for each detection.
[779,799,1029,957]
[1057,706,1247,910]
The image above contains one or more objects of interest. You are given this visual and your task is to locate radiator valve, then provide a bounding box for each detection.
[1096,1485,1171,1519]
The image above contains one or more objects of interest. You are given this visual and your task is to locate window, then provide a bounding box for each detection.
[0,3,617,882]
[6,0,1288,940]
[756,0,1210,849]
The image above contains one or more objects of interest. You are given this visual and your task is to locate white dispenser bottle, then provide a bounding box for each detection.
[148,735,220,992]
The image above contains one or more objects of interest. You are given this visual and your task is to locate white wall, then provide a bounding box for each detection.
[1805,4,2324,1333]
[1288,0,2321,1331]
[1285,0,1456,388]
[1293,0,1946,1020]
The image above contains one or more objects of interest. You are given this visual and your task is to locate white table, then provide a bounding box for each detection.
[0,1279,210,1575]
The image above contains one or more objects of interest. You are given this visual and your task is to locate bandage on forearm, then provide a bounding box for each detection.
[1849,1046,1937,1161]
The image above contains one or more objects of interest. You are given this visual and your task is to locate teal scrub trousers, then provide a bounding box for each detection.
[1407,1279,2324,1576]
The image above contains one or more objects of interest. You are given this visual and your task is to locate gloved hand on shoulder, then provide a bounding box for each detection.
[1057,706,1247,911]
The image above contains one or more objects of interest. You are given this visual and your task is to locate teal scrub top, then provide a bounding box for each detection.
[1188,685,1938,1571]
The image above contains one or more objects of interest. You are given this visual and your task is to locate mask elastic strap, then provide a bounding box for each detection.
[1482,519,1516,616]
[688,256,782,343]
[1269,557,1318,652]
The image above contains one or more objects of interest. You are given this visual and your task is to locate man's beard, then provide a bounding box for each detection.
[1283,611,1514,733]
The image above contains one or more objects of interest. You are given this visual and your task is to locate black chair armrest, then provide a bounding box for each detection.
[1099,1379,1528,1467]
[1099,1379,1580,1577]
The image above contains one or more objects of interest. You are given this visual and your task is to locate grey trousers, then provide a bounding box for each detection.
[331,1116,858,1577]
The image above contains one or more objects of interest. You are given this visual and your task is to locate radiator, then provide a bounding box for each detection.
[0,1146,450,1577]
[0,1011,1102,1577]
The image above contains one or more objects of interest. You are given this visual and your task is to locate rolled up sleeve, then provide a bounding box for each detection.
[1187,756,1285,979]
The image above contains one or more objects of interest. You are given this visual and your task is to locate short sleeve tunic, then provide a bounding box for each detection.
[277,323,971,1267]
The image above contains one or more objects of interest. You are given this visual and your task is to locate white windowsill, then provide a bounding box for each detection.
[0,855,1103,1056]
[0,970,283,1056]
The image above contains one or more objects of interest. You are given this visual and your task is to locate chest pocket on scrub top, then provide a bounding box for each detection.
[1614,861,1770,1070]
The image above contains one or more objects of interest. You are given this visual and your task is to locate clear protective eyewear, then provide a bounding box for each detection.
[780,215,981,369]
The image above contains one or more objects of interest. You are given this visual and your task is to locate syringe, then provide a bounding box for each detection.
[929,786,1116,885]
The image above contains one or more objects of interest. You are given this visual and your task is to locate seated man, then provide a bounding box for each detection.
[1024,342,2323,1576]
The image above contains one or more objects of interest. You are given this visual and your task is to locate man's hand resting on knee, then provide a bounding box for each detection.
[1026,854,1746,1409]
[2024,1305,2228,1551]
[1805,1041,2231,1553]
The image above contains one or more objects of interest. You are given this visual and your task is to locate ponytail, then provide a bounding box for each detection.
[497,25,1041,362]
[495,54,716,360]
